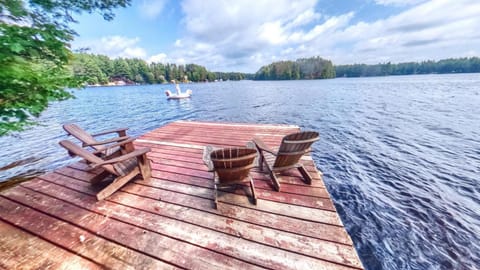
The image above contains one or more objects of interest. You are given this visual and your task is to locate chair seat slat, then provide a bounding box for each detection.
[254,131,319,191]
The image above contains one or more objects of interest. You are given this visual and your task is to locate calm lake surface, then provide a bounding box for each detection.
[1,74,479,269]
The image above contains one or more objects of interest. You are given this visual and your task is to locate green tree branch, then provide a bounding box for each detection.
[0,0,130,136]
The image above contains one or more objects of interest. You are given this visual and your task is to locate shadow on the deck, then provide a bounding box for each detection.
[0,121,364,270]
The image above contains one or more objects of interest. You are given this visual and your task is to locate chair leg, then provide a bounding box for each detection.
[138,154,151,181]
[297,165,312,185]
[258,153,264,171]
[269,170,281,192]
[249,176,257,205]
[213,181,218,209]
[96,168,139,200]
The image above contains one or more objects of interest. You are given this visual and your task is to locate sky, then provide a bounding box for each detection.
[71,0,480,73]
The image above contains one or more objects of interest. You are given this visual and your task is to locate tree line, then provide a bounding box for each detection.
[335,57,480,77]
[73,54,480,87]
[72,53,249,85]
[1,0,130,135]
[215,72,251,81]
[2,0,480,136]
[254,56,336,80]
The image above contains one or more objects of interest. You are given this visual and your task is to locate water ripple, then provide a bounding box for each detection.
[1,75,480,269]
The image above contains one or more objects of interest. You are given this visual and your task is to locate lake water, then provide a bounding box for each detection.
[1,74,479,269]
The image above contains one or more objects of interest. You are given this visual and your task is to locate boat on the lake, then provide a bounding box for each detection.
[165,89,192,99]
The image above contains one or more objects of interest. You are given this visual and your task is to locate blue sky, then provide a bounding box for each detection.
[72,0,480,73]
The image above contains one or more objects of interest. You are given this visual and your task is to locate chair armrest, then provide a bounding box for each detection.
[252,137,277,155]
[93,147,151,167]
[91,137,136,154]
[84,136,130,146]
[91,127,129,137]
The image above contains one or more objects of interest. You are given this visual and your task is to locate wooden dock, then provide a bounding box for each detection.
[0,121,364,269]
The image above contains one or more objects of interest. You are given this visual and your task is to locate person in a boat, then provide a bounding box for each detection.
[171,80,181,95]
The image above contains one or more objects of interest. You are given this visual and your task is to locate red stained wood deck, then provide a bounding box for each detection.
[0,121,364,269]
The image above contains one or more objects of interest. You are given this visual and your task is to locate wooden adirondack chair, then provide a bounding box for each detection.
[63,123,134,159]
[253,131,319,191]
[203,146,258,208]
[59,140,151,201]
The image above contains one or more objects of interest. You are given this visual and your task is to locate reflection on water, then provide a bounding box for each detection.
[1,74,479,270]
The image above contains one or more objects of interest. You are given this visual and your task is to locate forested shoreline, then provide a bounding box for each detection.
[335,57,480,77]
[72,53,480,86]
[254,57,336,80]
[253,56,480,80]
[72,53,248,85]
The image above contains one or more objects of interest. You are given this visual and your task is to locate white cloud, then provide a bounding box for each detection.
[300,12,354,42]
[123,47,147,58]
[328,0,480,64]
[374,0,427,6]
[138,0,168,19]
[181,0,317,41]
[173,0,323,71]
[176,58,186,65]
[100,36,139,51]
[73,0,480,73]
[76,36,147,59]
[286,9,321,29]
[174,39,183,47]
[258,21,285,45]
[148,53,168,63]
[169,0,480,71]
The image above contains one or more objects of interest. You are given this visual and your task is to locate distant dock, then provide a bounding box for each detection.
[0,120,363,269]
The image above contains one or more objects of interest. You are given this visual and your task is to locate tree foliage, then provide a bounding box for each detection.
[254,56,336,80]
[71,53,250,84]
[0,0,130,135]
[214,72,251,81]
[335,57,480,77]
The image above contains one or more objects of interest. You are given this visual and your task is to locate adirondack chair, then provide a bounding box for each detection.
[203,146,258,208]
[253,131,319,191]
[59,140,151,201]
[63,123,134,159]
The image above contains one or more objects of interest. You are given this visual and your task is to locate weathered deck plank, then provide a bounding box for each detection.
[0,197,179,269]
[0,221,102,270]
[0,120,363,269]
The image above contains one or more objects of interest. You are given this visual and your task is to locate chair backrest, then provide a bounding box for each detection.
[273,131,319,168]
[63,124,98,149]
[59,140,116,174]
[210,148,257,184]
